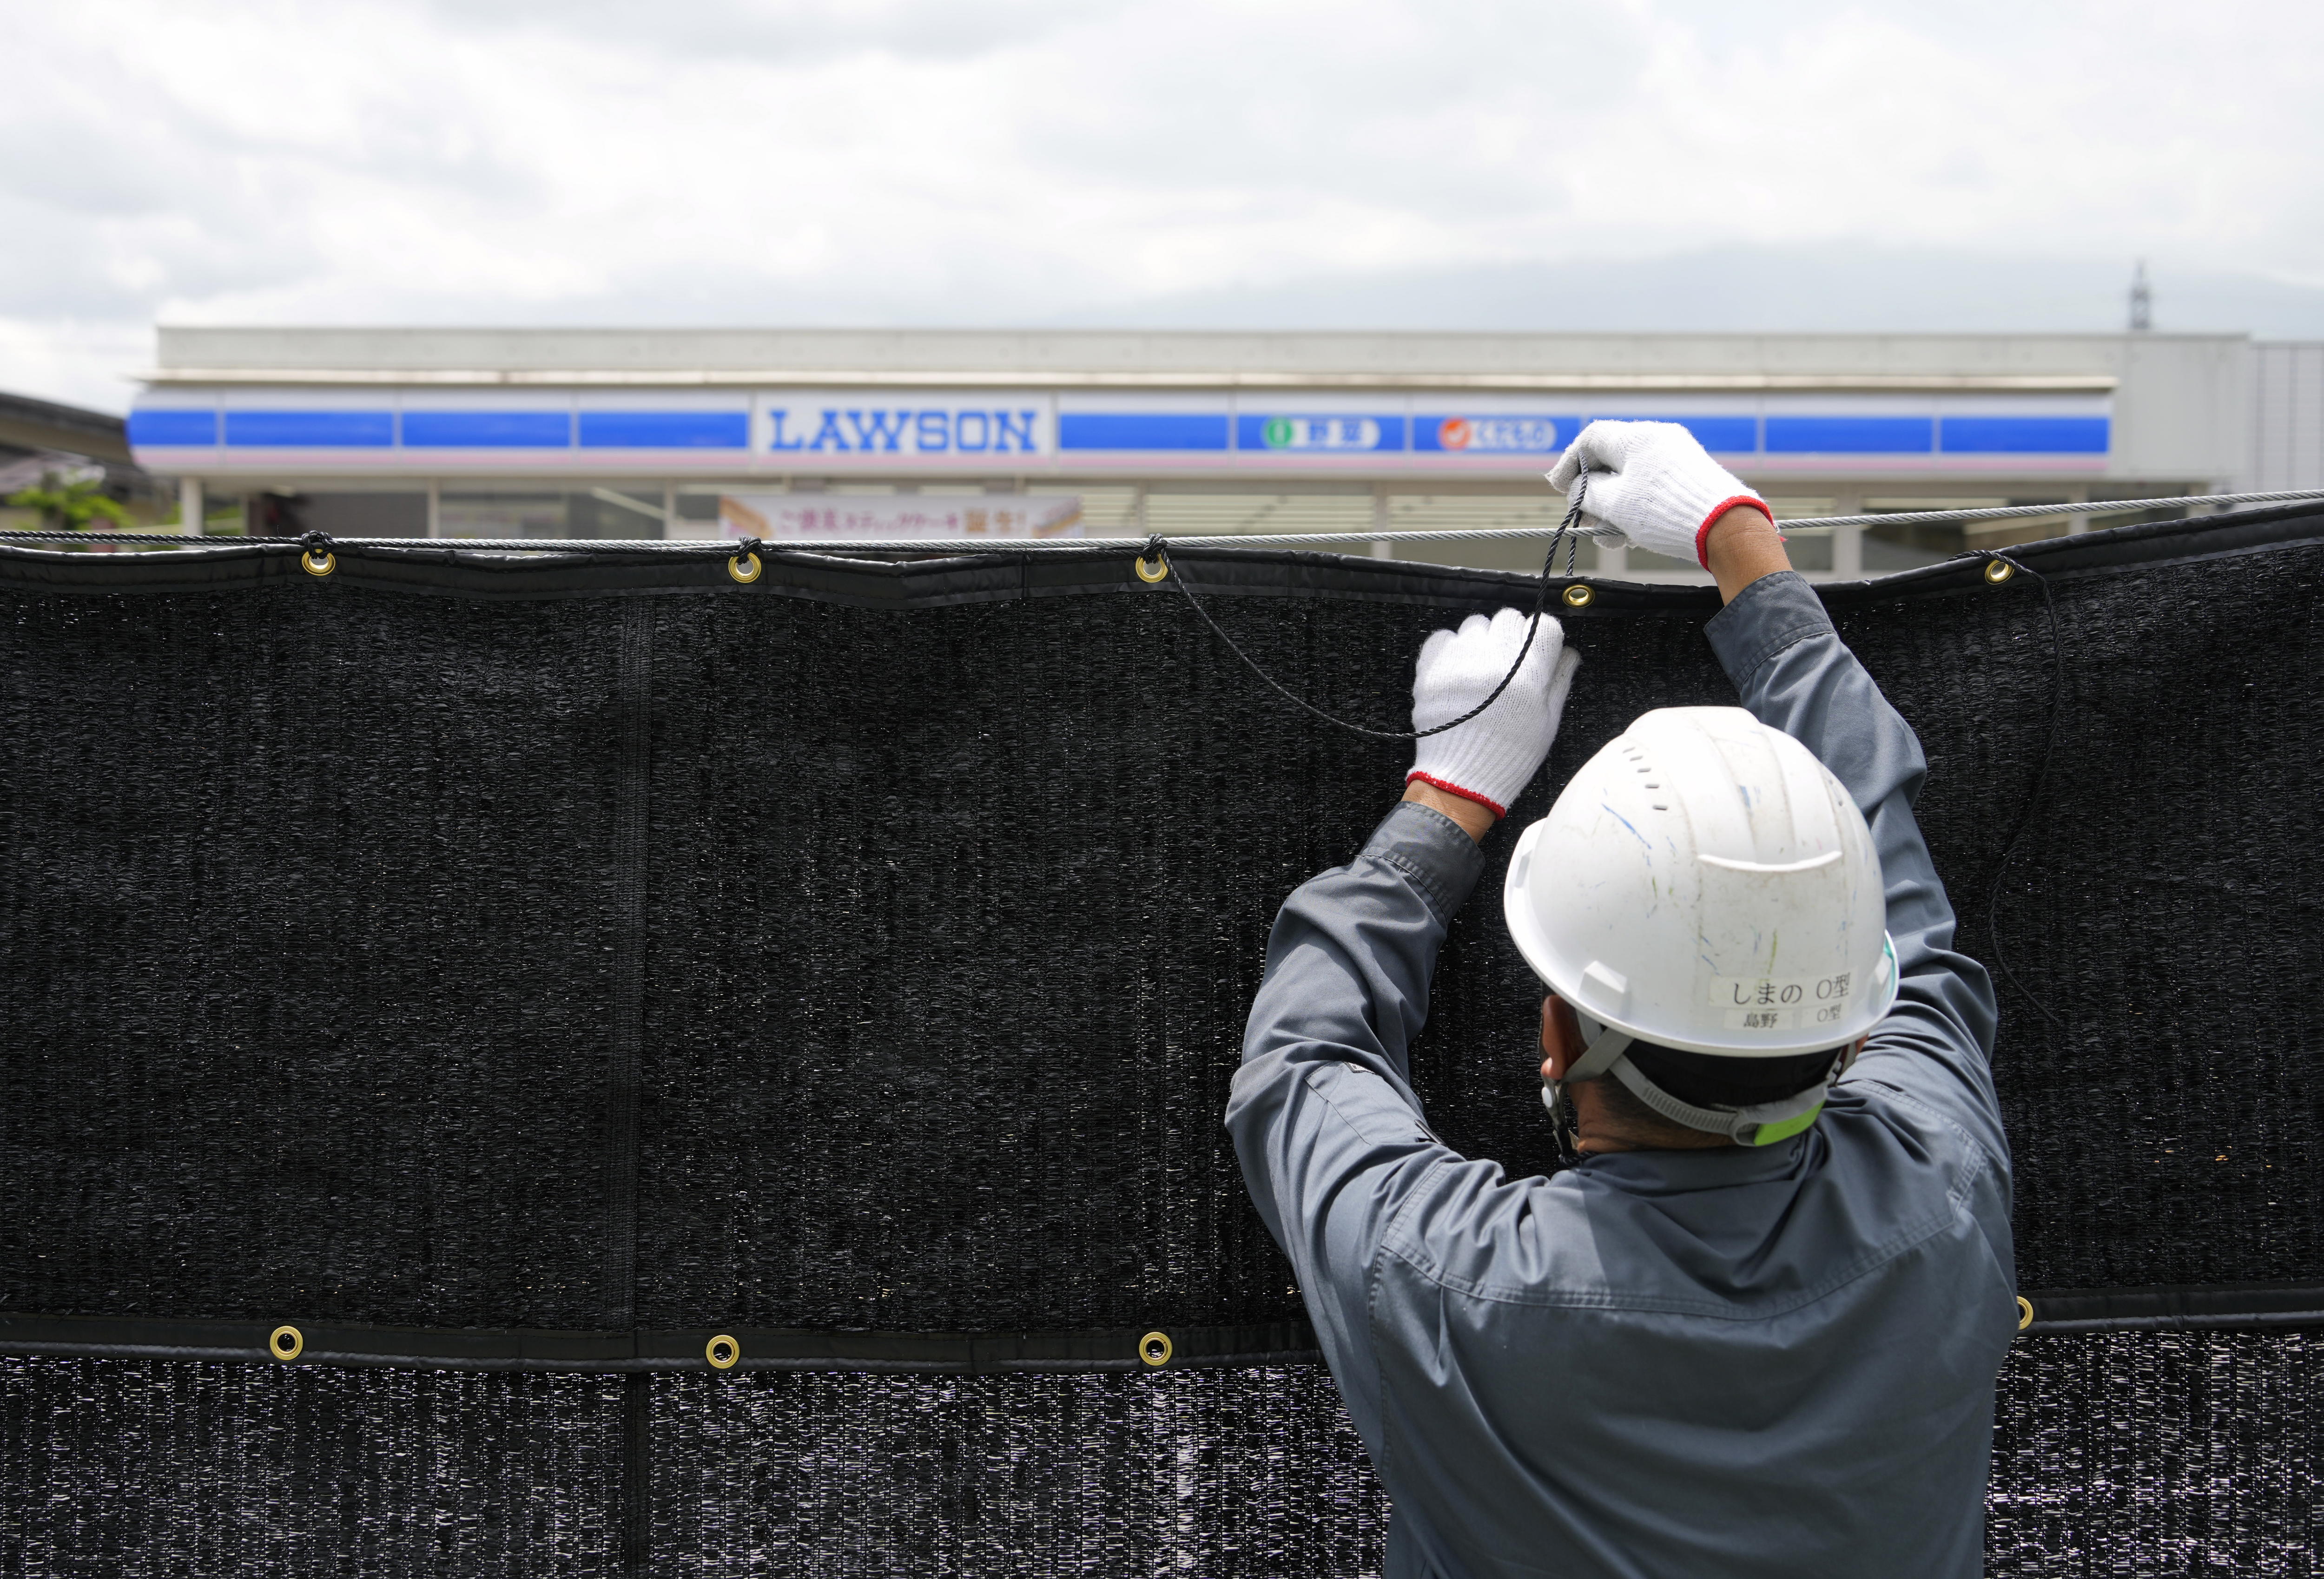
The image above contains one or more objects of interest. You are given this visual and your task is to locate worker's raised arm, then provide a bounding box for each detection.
[1553,420,2005,1162]
[1701,509,2006,1158]
[1226,612,1578,1419]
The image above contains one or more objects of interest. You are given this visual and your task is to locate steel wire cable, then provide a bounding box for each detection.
[6,488,2324,553]
[1141,470,1590,742]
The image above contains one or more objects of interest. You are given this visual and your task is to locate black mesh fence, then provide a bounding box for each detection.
[648,1366,1388,1578]
[2,510,2319,1573]
[7,1338,2318,1576]
[1990,1332,2324,1577]
[0,1355,624,1575]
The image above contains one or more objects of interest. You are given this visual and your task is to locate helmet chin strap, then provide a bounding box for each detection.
[1543,1015,1846,1151]
[1541,1017,1633,1158]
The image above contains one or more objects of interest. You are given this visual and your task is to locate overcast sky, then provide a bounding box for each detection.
[4,0,2320,410]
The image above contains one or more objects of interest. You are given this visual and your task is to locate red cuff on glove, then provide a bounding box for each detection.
[1405,769,1508,818]
[1691,496,1774,568]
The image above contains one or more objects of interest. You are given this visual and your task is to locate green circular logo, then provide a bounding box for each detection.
[1262,417,1294,449]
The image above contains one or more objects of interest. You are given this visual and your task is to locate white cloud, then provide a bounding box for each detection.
[1,0,2320,410]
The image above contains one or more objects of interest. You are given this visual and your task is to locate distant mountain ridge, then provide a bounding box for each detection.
[1041,247,2324,339]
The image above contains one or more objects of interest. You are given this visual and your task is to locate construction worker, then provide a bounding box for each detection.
[1228,420,2013,1579]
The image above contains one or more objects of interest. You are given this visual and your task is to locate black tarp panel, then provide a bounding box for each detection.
[1989,1331,2324,1576]
[0,1356,624,1575]
[0,594,633,1330]
[647,1366,1387,1577]
[2,508,2320,1573]
[7,1340,2319,1576]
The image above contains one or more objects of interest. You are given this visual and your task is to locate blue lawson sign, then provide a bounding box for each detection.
[403,411,573,448]
[762,401,1043,455]
[128,406,752,450]
[581,411,748,448]
[124,391,2113,470]
[224,410,394,447]
[125,409,219,447]
[1413,415,1572,454]
[1235,414,1407,453]
[1056,412,1228,451]
[1596,416,1758,454]
[1939,416,2108,454]
[1765,416,1933,454]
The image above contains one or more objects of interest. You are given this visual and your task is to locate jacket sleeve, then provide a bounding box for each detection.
[1704,571,2009,1169]
[1224,798,1484,1448]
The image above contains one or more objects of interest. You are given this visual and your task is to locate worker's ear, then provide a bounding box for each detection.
[1539,994,1585,1080]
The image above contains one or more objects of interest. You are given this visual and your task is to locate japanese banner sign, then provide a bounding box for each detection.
[718,493,1083,539]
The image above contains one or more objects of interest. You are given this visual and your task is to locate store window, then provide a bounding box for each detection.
[1383,494,1596,574]
[1775,529,1835,572]
[248,492,427,538]
[1863,495,2094,570]
[439,490,668,539]
[1862,521,1965,572]
[1145,490,1374,538]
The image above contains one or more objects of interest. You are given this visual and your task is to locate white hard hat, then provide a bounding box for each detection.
[1503,707,1898,1144]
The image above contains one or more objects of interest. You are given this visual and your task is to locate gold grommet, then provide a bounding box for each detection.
[1137,1330,1173,1368]
[2015,1296,2034,1332]
[269,1324,305,1361]
[726,553,763,585]
[1984,559,2016,585]
[1561,583,1595,609]
[300,551,336,578]
[1133,555,1169,584]
[706,1333,740,1370]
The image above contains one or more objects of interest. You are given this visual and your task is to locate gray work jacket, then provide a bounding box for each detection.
[1227,572,2014,1579]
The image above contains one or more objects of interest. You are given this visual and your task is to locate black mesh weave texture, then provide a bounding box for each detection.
[0,1355,623,1577]
[1990,1332,2324,1576]
[6,1337,2316,1576]
[653,1335,2324,1579]
[1842,562,2324,1292]
[4,523,2321,1572]
[0,593,636,1329]
[647,1367,1386,1576]
[7,547,2319,1321]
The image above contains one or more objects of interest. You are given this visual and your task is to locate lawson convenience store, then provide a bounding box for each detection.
[128,327,2259,580]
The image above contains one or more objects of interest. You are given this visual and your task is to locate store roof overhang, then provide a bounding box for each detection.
[147,326,2225,394]
[0,390,134,463]
[140,367,2119,394]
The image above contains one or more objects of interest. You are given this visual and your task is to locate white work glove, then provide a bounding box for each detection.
[1546,420,1770,567]
[1406,609,1582,817]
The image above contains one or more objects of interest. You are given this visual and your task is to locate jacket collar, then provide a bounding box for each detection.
[1573,1129,1817,1193]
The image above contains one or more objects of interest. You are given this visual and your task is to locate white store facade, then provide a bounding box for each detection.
[129,327,2323,580]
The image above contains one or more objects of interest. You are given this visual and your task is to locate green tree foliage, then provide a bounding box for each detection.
[7,468,133,531]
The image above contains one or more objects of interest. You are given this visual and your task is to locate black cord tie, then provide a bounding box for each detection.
[1149,466,1591,741]
[1970,547,2068,1033]
[298,531,334,557]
